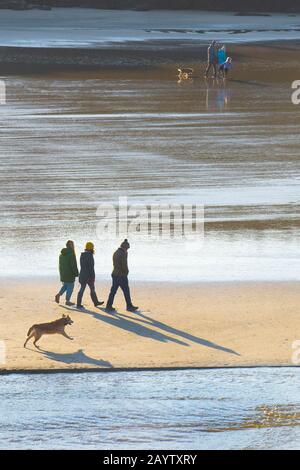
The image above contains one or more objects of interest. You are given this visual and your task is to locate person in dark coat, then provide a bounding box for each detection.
[106,239,138,313]
[205,40,218,78]
[76,242,103,309]
[55,240,79,306]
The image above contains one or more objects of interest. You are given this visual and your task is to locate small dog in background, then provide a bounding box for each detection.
[178,67,194,80]
[24,314,74,349]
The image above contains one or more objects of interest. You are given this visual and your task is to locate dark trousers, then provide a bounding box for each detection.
[77,280,99,307]
[107,275,132,308]
[205,61,217,77]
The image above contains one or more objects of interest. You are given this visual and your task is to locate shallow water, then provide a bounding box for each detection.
[0,9,300,46]
[0,69,299,281]
[0,368,299,449]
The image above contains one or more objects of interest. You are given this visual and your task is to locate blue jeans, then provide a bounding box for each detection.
[58,282,74,302]
[107,275,132,308]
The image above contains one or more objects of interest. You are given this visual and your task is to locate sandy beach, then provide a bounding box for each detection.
[0,7,300,452]
[1,280,299,372]
[0,9,299,374]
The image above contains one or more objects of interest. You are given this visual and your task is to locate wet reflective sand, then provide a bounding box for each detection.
[0,56,299,280]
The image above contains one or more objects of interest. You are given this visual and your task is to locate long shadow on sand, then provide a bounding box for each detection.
[61,305,188,346]
[61,305,239,355]
[30,347,112,368]
[117,310,240,356]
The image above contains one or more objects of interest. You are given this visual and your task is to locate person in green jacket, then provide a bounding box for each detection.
[55,240,79,306]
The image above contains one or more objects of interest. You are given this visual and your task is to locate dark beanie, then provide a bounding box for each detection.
[121,239,130,249]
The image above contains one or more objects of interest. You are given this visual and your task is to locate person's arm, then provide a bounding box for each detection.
[59,255,63,279]
[121,252,129,276]
[71,253,79,278]
[88,254,95,281]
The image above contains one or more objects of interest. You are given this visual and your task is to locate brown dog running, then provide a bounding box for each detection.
[24,314,74,349]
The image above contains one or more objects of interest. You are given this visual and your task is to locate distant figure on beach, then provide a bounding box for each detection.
[217,45,226,66]
[55,240,78,306]
[219,57,233,79]
[106,239,138,313]
[76,242,104,309]
[205,40,218,78]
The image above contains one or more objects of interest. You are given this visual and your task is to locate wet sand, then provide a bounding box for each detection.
[1,42,299,282]
[1,39,300,72]
[1,280,299,372]
[0,9,300,69]
[0,40,299,71]
[0,11,299,374]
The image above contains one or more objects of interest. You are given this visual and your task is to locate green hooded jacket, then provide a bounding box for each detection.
[59,247,79,283]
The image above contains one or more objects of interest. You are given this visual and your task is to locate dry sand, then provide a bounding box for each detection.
[0,280,299,373]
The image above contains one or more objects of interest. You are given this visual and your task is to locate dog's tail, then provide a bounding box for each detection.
[27,325,36,337]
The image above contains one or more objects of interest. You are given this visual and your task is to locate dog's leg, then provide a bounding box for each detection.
[33,332,42,349]
[24,331,35,348]
[61,330,74,341]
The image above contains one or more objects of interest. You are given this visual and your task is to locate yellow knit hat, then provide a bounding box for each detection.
[85,241,94,251]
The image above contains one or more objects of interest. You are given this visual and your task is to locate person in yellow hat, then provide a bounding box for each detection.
[76,242,103,309]
[85,242,94,251]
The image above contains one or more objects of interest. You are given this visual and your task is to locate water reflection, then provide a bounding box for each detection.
[0,71,299,279]
[0,368,299,449]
